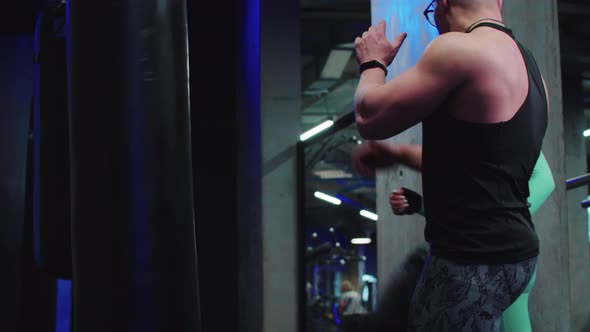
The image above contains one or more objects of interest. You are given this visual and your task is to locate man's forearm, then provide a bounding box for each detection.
[354,70,386,136]
[387,143,422,171]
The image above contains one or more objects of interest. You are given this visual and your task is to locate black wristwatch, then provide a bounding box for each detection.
[359,60,388,76]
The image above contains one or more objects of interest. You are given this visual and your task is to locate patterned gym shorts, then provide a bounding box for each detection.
[407,255,537,332]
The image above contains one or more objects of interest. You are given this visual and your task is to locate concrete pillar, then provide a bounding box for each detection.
[187,0,265,330]
[237,0,263,331]
[261,0,301,331]
[561,64,590,331]
[502,2,586,331]
[370,0,437,295]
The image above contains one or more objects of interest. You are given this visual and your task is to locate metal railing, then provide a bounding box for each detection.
[565,173,590,208]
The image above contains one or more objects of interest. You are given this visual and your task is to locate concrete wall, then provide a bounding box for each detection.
[376,131,426,296]
[370,0,438,297]
[501,2,590,331]
[371,1,590,331]
[561,65,590,331]
[261,0,301,330]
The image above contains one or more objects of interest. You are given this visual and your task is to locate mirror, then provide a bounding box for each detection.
[298,113,378,332]
[298,2,373,330]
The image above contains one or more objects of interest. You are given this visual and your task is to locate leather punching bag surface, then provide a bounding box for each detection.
[33,2,72,279]
[0,34,35,332]
[67,1,201,331]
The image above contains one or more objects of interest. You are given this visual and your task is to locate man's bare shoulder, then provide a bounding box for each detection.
[424,32,482,60]
[420,32,487,73]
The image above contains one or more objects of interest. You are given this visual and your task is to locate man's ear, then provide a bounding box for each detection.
[440,0,449,11]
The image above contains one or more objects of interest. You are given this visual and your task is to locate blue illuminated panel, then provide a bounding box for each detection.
[371,0,438,78]
[55,279,72,332]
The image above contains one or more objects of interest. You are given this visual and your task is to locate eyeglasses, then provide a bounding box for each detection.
[423,0,437,27]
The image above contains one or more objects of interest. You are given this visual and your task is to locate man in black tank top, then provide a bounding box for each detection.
[351,0,548,331]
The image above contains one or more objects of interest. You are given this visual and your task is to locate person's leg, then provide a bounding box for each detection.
[499,267,537,332]
[339,245,429,332]
[407,256,537,332]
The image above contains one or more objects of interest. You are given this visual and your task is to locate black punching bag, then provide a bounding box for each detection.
[67,1,201,331]
[33,1,72,279]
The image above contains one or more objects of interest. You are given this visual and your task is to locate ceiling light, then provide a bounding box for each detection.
[584,129,590,137]
[300,120,334,141]
[351,237,371,244]
[314,191,341,205]
[313,169,353,179]
[360,210,378,221]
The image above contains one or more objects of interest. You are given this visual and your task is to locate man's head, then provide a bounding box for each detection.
[425,0,503,34]
[341,280,354,293]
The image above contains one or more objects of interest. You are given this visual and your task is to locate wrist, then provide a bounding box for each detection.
[359,60,388,76]
[385,144,404,160]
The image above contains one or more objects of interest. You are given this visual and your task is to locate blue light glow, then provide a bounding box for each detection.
[335,194,365,210]
[242,0,261,138]
[362,284,369,302]
[333,302,341,325]
[371,0,438,79]
[55,279,72,332]
[33,11,43,267]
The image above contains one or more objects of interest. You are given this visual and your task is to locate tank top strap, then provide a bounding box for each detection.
[466,22,515,38]
[467,22,547,109]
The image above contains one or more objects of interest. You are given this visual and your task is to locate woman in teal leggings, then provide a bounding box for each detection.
[501,152,552,332]
[390,152,554,332]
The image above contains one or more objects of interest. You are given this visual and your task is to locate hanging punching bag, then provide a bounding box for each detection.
[66,1,201,331]
[33,1,72,280]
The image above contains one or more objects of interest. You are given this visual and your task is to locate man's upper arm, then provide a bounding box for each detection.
[355,34,471,140]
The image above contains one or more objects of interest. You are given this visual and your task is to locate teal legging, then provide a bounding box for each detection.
[497,152,551,332]
[499,267,537,332]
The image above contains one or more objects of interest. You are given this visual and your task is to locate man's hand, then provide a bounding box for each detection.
[390,187,423,215]
[354,19,407,68]
[389,188,408,215]
[351,141,399,178]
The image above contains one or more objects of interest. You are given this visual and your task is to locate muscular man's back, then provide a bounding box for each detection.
[447,27,535,123]
[420,22,548,264]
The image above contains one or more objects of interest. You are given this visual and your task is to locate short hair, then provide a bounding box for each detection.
[341,280,354,292]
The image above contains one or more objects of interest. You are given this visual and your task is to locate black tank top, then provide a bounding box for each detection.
[422,23,548,264]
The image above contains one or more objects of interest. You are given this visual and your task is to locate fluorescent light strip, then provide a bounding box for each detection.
[360,210,378,221]
[584,129,590,137]
[351,238,371,244]
[314,191,341,205]
[300,120,334,141]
